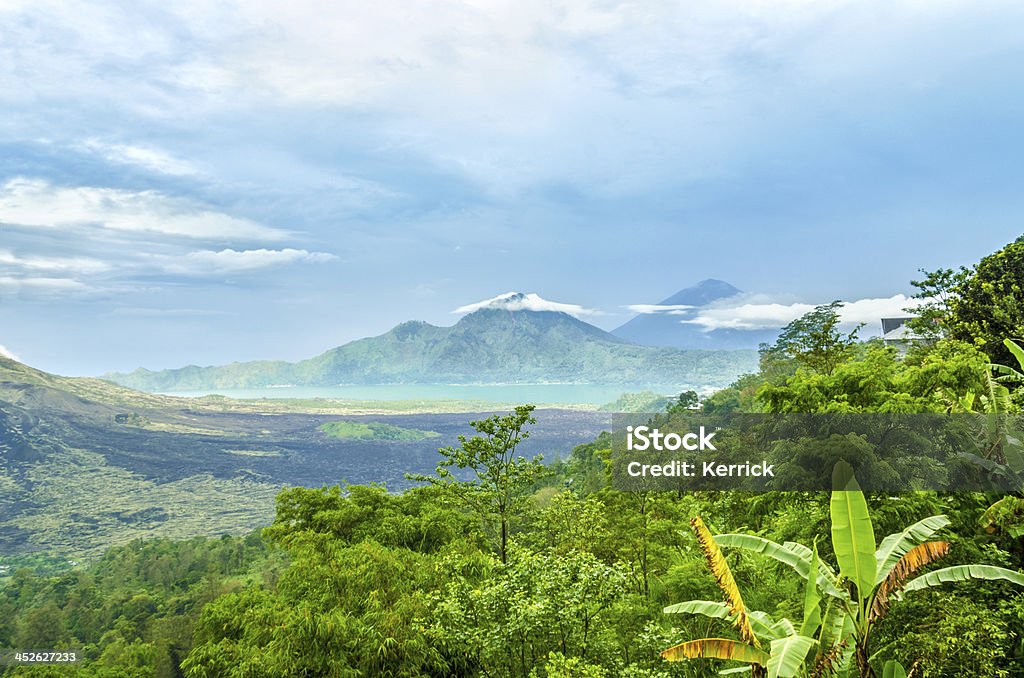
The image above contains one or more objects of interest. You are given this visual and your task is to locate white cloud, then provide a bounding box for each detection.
[0,178,288,241]
[0,249,111,273]
[838,295,926,328]
[625,303,695,314]
[454,292,600,318]
[0,344,19,361]
[0,0,1008,199]
[76,139,199,176]
[0,275,89,296]
[680,294,924,332]
[681,301,816,331]
[161,248,337,274]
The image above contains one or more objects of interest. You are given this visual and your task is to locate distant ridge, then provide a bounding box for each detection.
[103,294,758,391]
[612,279,778,349]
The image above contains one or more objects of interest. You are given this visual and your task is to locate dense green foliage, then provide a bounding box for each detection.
[760,300,862,377]
[0,535,272,677]
[662,467,1024,677]
[909,236,1024,368]
[947,237,1024,367]
[598,391,673,413]
[8,337,1024,675]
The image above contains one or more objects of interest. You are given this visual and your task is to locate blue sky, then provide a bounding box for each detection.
[1,0,1022,375]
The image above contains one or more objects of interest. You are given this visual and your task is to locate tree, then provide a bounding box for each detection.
[597,489,686,599]
[761,302,862,377]
[668,390,699,413]
[411,405,547,563]
[430,549,628,677]
[948,236,1024,367]
[756,340,990,414]
[184,541,446,677]
[906,266,969,339]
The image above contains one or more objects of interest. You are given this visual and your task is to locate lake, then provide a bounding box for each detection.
[160,383,690,405]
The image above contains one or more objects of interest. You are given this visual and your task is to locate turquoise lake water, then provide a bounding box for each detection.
[161,383,689,405]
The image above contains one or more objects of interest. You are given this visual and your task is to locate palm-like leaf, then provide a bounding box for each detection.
[767,635,816,678]
[663,600,782,641]
[813,600,853,676]
[661,638,769,665]
[692,517,760,646]
[830,461,876,598]
[800,542,822,637]
[982,370,1012,414]
[873,515,950,587]
[991,363,1024,384]
[810,641,847,678]
[715,533,845,599]
[769,617,796,640]
[816,601,847,656]
[750,611,788,641]
[901,564,1024,593]
[664,600,732,619]
[870,541,950,622]
[999,425,1024,474]
[1003,338,1024,371]
[981,496,1024,537]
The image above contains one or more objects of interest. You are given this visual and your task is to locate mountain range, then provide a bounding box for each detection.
[103,291,759,392]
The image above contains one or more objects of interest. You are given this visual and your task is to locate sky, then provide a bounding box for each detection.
[1,0,1023,376]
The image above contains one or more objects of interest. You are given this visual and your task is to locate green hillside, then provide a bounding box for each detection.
[319,420,440,441]
[104,308,758,391]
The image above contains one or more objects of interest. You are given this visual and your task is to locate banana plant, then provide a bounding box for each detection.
[950,338,1024,415]
[660,516,820,677]
[953,338,1024,469]
[990,338,1024,391]
[945,337,1024,535]
[708,461,1024,677]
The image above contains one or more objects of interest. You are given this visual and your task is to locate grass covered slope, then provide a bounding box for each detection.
[319,420,440,441]
[103,308,758,391]
[0,357,281,560]
[0,355,188,414]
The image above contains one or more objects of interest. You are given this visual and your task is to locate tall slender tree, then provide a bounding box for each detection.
[411,405,546,563]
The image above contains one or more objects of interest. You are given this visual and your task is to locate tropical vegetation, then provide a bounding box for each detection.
[4,236,1024,676]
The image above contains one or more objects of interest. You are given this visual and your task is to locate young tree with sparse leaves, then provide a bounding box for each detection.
[410,404,547,563]
[761,301,862,377]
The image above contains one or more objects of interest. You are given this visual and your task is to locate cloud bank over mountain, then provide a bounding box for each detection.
[454,292,601,318]
[680,294,924,332]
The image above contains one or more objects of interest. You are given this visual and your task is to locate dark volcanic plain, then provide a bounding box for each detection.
[0,366,610,561]
[65,408,609,488]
